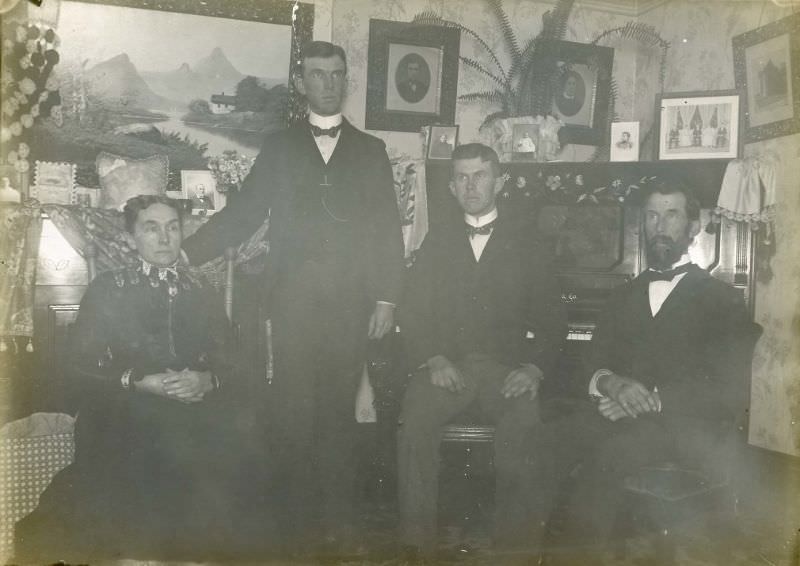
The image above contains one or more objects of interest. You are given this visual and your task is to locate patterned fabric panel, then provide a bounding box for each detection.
[0,433,75,558]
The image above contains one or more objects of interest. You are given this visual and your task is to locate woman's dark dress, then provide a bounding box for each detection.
[14,262,249,562]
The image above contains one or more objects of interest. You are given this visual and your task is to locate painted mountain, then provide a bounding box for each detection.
[141,47,286,106]
[84,53,171,111]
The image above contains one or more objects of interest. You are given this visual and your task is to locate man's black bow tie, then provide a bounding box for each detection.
[466,220,497,238]
[642,263,693,282]
[309,123,342,137]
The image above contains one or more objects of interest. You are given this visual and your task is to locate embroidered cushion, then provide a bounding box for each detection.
[96,152,168,210]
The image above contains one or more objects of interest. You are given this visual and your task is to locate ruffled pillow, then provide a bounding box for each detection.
[96,152,168,210]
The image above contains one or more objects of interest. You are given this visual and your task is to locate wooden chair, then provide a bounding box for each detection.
[617,321,764,563]
[439,414,497,546]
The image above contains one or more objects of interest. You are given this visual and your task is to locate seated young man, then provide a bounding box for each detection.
[14,195,249,562]
[397,143,567,556]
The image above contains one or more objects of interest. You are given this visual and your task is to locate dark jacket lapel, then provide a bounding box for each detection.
[324,118,356,168]
[475,212,514,268]
[652,264,706,320]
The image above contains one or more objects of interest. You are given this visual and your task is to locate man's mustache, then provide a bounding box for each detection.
[649,235,675,247]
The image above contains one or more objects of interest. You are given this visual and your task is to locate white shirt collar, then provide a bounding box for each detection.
[649,253,691,272]
[465,208,498,228]
[308,110,343,129]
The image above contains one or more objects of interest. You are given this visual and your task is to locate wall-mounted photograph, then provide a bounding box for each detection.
[537,40,614,146]
[32,161,76,204]
[733,12,800,143]
[181,169,225,216]
[387,47,439,113]
[609,122,639,162]
[427,125,458,160]
[656,91,741,160]
[27,0,315,191]
[366,19,460,132]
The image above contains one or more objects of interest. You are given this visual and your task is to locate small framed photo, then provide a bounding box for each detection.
[427,125,458,160]
[656,91,741,160]
[74,186,101,208]
[366,19,460,132]
[512,123,540,162]
[733,12,800,143]
[180,170,226,216]
[609,122,640,162]
[32,161,77,204]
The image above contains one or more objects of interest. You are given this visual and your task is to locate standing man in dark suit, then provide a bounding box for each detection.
[397,143,567,556]
[524,179,755,561]
[182,41,404,555]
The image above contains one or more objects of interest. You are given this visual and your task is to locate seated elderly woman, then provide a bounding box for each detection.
[14,195,250,562]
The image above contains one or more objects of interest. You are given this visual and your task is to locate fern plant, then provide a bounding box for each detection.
[412,1,670,159]
[590,21,671,158]
[412,0,575,128]
[412,0,575,129]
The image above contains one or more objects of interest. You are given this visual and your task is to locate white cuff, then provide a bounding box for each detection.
[589,369,613,397]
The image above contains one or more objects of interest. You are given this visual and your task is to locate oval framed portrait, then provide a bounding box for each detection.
[394,52,431,104]
[555,70,586,117]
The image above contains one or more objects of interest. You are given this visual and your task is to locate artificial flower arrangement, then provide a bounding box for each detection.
[0,21,62,179]
[207,150,255,193]
[499,170,651,206]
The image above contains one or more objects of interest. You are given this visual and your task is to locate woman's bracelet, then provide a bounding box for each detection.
[121,368,134,390]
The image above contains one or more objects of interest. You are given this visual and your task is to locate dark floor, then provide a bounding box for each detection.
[327,440,800,566]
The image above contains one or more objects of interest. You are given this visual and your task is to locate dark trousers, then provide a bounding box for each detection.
[266,257,367,548]
[527,400,735,551]
[397,354,540,551]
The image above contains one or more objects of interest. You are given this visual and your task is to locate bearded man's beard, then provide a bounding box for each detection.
[646,235,687,271]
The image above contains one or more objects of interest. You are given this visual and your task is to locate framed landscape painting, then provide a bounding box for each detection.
[29,0,317,190]
[733,12,800,143]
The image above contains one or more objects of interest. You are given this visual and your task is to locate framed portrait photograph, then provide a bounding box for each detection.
[181,169,225,216]
[656,91,741,160]
[512,123,540,162]
[427,125,458,160]
[609,122,640,162]
[31,161,77,204]
[538,41,614,146]
[366,19,460,132]
[733,12,800,142]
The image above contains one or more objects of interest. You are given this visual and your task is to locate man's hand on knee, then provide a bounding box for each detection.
[501,364,543,399]
[597,398,628,421]
[597,372,659,418]
[426,355,465,393]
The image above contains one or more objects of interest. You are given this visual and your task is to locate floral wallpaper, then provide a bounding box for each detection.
[333,0,634,160]
[636,1,799,456]
[332,0,800,455]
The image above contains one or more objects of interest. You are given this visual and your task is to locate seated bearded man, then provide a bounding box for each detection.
[14,195,249,563]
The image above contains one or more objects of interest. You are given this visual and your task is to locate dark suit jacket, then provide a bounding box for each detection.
[183,119,404,306]
[585,265,754,424]
[397,79,428,103]
[400,212,567,378]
